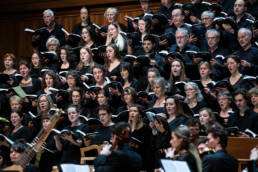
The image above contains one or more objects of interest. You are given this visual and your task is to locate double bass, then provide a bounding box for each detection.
[4,109,63,172]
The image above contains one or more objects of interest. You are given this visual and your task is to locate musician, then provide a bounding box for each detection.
[202,123,238,172]
[38,115,60,172]
[9,140,39,172]
[94,122,142,172]
[161,124,202,172]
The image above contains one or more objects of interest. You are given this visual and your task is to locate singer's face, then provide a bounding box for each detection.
[11,112,22,127]
[43,13,54,26]
[171,61,182,77]
[165,98,176,115]
[10,100,22,111]
[45,74,54,88]
[129,106,140,122]
[68,107,79,123]
[93,68,104,83]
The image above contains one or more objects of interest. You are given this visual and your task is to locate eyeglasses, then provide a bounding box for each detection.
[185,88,195,92]
[176,36,186,39]
[206,36,217,40]
[201,17,211,21]
[48,44,57,47]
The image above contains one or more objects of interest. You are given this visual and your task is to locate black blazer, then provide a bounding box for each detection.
[202,149,238,172]
[94,143,142,172]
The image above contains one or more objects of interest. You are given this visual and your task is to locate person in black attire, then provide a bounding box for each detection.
[165,96,188,132]
[54,105,84,164]
[159,124,202,172]
[142,35,165,76]
[216,91,238,128]
[32,9,66,52]
[38,115,60,172]
[94,122,142,172]
[248,88,258,134]
[234,28,258,76]
[217,0,234,15]
[9,140,39,172]
[18,60,42,95]
[158,0,174,21]
[72,6,92,35]
[128,104,152,172]
[169,28,199,80]
[206,29,229,81]
[150,113,171,170]
[165,8,191,36]
[9,110,31,143]
[203,123,238,172]
[234,89,258,134]
[232,0,254,29]
[224,55,253,92]
[96,105,114,144]
[119,62,140,91]
[190,0,209,21]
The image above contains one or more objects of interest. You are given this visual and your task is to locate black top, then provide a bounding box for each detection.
[107,64,121,82]
[60,124,84,164]
[158,4,174,20]
[21,77,42,95]
[216,111,238,128]
[168,115,188,131]
[236,109,258,133]
[225,75,253,92]
[9,126,31,142]
[202,149,238,172]
[233,46,258,76]
[94,143,142,172]
[32,23,66,52]
[175,151,198,172]
[131,124,152,171]
[39,132,60,172]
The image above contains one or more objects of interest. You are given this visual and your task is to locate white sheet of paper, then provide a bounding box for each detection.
[60,164,90,172]
[161,159,190,172]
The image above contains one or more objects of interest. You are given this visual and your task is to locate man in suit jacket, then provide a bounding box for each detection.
[202,123,238,172]
[94,122,142,172]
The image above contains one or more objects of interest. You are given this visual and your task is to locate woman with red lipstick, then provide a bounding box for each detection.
[224,55,253,91]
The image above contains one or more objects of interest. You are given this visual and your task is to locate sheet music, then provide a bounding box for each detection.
[60,164,90,172]
[161,159,190,172]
